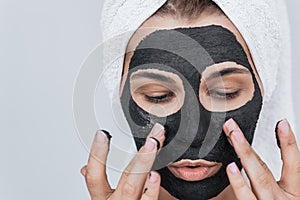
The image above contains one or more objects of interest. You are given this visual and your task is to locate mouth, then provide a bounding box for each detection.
[167,159,222,182]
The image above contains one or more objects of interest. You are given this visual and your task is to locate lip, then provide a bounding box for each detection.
[167,159,222,182]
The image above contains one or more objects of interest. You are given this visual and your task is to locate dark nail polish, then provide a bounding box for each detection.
[143,187,148,194]
[275,120,283,149]
[149,137,160,150]
[101,129,112,140]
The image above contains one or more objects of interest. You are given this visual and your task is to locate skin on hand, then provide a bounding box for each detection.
[80,123,165,200]
[223,119,300,200]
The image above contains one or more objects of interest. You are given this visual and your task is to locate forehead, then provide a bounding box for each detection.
[126,14,248,55]
[125,14,252,72]
[128,25,250,72]
[122,14,264,95]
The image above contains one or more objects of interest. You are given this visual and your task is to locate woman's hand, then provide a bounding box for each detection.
[80,123,165,200]
[223,119,300,200]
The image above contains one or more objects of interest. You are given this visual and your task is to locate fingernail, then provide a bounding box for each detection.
[152,123,165,137]
[145,138,157,151]
[101,129,112,140]
[275,120,283,148]
[228,162,238,174]
[95,131,107,143]
[224,118,239,134]
[231,130,244,143]
[278,119,290,135]
[149,171,158,184]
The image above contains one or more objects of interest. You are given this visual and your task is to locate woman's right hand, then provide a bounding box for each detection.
[80,123,165,200]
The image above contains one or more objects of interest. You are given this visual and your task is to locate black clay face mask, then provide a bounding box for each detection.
[120,25,263,200]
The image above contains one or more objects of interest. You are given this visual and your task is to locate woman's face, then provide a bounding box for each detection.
[120,12,264,199]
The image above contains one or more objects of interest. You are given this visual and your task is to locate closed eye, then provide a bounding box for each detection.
[144,92,175,103]
[207,89,240,100]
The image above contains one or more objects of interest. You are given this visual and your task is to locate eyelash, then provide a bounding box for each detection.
[144,92,175,103]
[208,90,240,100]
[142,89,240,104]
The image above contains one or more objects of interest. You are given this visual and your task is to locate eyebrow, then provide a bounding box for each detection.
[131,72,176,84]
[206,67,250,81]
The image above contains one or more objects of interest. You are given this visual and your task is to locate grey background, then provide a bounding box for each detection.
[0,1,299,200]
[287,0,300,128]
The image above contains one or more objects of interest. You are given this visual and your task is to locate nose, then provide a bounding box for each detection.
[189,108,211,147]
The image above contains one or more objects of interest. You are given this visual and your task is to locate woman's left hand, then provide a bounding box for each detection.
[223,119,300,200]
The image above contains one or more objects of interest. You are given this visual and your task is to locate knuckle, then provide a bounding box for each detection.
[142,193,154,200]
[136,153,155,167]
[260,160,269,172]
[234,178,248,191]
[122,170,131,178]
[287,140,297,148]
[241,145,253,157]
[137,153,150,163]
[85,169,100,185]
[122,181,137,196]
[86,179,98,189]
[256,172,272,186]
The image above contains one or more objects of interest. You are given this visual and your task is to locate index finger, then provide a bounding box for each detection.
[115,123,165,199]
[223,119,277,199]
